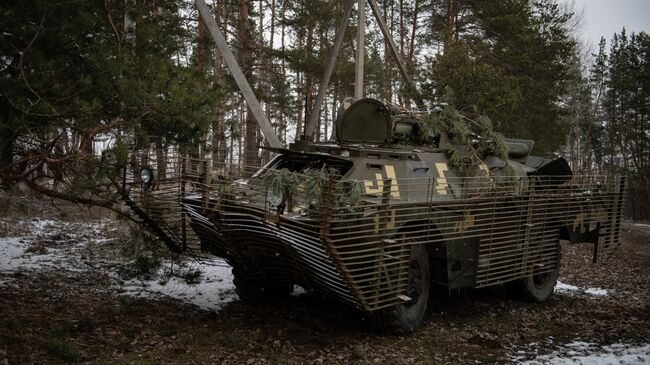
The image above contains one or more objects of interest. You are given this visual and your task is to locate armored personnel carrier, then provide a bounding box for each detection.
[124,98,625,333]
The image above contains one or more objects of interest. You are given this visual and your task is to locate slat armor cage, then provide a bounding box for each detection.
[124,150,625,312]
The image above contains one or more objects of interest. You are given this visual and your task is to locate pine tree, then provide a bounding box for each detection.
[426,0,577,156]
[591,29,650,220]
[0,0,213,201]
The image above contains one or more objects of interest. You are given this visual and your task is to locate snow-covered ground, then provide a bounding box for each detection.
[513,341,650,365]
[0,217,238,311]
[0,218,101,284]
[631,222,650,229]
[555,281,611,297]
[118,258,237,311]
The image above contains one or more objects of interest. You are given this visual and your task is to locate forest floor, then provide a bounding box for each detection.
[0,195,649,364]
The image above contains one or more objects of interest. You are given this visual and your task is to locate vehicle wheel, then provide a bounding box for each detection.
[507,240,561,302]
[232,270,293,303]
[371,244,430,333]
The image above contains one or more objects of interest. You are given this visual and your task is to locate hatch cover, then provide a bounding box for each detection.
[336,98,392,145]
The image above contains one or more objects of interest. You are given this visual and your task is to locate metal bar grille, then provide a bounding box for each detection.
[123,151,626,312]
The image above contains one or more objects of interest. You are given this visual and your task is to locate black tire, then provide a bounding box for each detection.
[506,264,559,302]
[232,270,293,303]
[507,235,561,302]
[371,244,431,334]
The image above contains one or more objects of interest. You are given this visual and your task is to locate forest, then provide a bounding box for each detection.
[0,0,648,220]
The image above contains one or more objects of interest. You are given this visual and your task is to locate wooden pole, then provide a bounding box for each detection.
[305,0,354,138]
[195,0,282,148]
[355,0,366,100]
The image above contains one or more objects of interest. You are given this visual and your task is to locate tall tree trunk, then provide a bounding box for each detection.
[239,0,260,167]
[280,0,287,145]
[321,95,328,142]
[408,0,419,64]
[196,15,206,72]
[239,103,244,168]
[195,10,210,159]
[314,25,326,141]
[212,1,227,165]
[228,121,234,165]
[398,0,404,57]
[295,70,303,140]
[124,0,136,47]
[0,104,17,187]
[155,137,166,180]
[330,89,338,140]
[259,0,271,163]
[407,0,420,108]
[301,22,315,140]
[382,0,391,102]
[269,0,276,129]
[444,0,457,54]
[398,0,407,107]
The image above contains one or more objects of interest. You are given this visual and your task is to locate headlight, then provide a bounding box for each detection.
[267,188,283,207]
[140,167,154,185]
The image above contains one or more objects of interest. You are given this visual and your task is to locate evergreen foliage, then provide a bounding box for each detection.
[0,0,213,202]
[3,0,645,218]
[262,164,362,212]
[427,0,576,156]
[585,30,650,220]
[420,103,509,176]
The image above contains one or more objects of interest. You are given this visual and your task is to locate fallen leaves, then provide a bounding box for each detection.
[0,198,649,364]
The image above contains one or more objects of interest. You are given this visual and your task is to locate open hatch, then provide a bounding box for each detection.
[336,98,392,145]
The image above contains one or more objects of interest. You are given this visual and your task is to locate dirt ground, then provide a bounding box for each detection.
[0,196,648,364]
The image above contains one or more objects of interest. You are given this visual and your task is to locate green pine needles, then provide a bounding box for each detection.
[419,106,512,176]
[263,165,363,213]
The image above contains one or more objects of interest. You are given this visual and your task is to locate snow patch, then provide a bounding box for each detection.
[34,218,57,232]
[1,216,238,312]
[555,281,610,297]
[0,237,27,266]
[0,237,27,285]
[631,222,650,228]
[0,234,90,284]
[584,287,609,297]
[516,341,650,365]
[118,258,237,312]
[555,282,580,293]
[0,219,115,285]
[291,285,308,297]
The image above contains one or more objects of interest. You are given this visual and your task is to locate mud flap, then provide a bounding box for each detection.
[592,177,626,263]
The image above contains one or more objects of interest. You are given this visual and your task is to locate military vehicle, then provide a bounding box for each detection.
[120,0,626,333]
[123,97,625,333]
